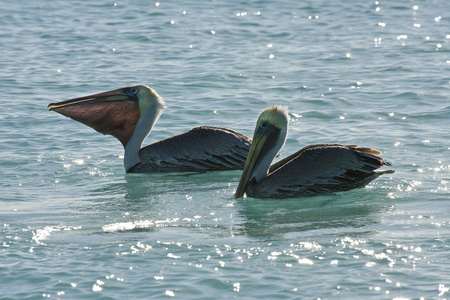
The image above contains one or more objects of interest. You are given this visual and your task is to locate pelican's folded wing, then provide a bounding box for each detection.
[129,126,252,173]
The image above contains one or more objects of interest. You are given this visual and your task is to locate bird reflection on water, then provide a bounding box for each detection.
[234,191,387,239]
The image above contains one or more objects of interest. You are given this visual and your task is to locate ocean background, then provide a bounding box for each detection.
[1,0,449,299]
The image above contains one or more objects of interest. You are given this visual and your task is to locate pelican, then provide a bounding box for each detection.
[235,106,395,199]
[48,85,251,173]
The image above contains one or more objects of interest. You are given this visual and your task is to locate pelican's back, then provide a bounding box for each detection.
[248,144,394,198]
[128,126,251,173]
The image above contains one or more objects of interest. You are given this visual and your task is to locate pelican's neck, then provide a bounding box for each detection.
[253,124,288,183]
[124,97,165,172]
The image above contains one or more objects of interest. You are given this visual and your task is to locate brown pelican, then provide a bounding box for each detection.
[48,85,251,173]
[235,106,395,199]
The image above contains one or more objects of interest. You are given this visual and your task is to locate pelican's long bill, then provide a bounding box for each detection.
[47,87,142,147]
[235,107,286,198]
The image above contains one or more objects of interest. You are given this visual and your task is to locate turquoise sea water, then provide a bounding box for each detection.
[1,0,449,299]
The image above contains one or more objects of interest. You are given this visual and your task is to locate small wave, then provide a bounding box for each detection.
[32,225,81,245]
[102,220,155,232]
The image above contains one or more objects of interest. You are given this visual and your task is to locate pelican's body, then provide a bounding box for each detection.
[235,106,395,199]
[48,85,251,173]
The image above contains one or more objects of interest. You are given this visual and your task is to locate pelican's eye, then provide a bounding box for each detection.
[260,121,268,129]
[125,87,139,98]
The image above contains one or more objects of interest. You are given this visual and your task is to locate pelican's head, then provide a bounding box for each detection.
[256,105,289,132]
[48,85,166,147]
[235,106,289,198]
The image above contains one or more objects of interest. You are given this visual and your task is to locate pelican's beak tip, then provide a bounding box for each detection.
[234,190,244,198]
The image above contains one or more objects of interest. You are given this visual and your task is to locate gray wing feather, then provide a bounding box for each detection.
[251,144,394,198]
[129,126,251,173]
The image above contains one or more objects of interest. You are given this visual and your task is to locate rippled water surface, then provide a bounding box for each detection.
[1,0,449,299]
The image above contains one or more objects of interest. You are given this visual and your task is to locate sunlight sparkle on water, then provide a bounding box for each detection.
[73,159,84,165]
[167,253,181,259]
[92,280,104,292]
[268,251,282,260]
[374,37,382,47]
[165,290,175,297]
[298,258,314,265]
[439,284,449,296]
[233,283,241,292]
